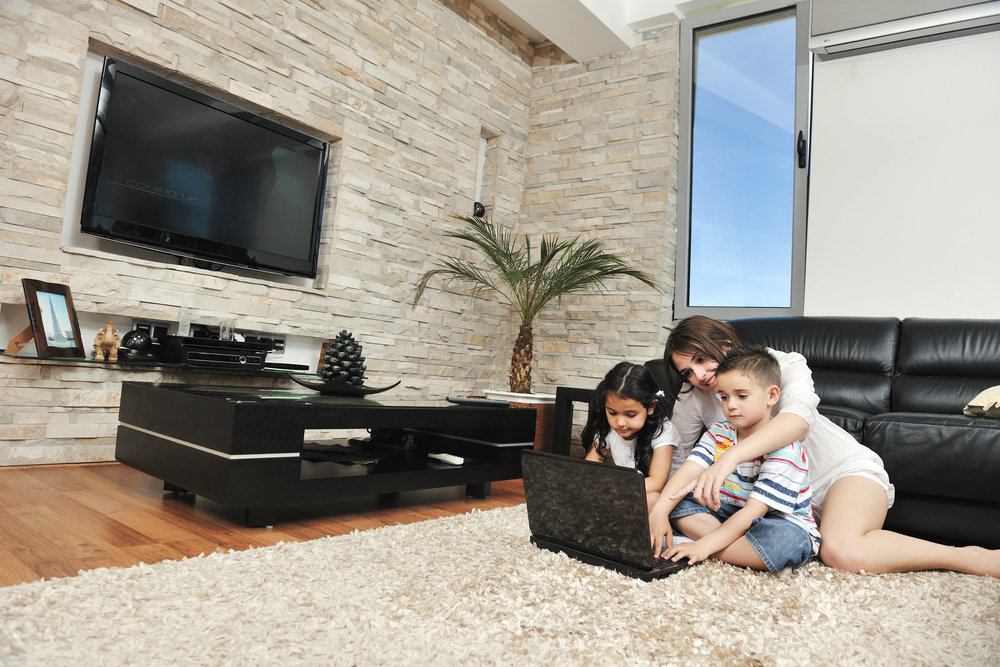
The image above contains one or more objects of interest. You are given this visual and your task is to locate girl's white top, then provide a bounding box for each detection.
[601,417,685,477]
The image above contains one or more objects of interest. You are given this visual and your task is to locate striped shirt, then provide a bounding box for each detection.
[688,421,820,553]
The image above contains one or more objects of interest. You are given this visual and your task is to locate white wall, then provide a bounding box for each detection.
[804,30,1000,317]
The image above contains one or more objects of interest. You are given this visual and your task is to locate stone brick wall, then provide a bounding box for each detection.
[0,0,679,465]
[524,25,679,391]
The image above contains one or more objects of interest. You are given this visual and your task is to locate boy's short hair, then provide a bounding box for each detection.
[716,344,781,390]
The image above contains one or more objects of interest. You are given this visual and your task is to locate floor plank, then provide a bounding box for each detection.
[0,462,526,588]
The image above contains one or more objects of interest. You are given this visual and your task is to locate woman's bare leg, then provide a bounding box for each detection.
[818,476,1000,577]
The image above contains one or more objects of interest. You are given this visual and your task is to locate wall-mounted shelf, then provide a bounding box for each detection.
[0,351,317,377]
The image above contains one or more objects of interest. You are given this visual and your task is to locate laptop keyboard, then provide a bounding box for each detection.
[652,555,687,571]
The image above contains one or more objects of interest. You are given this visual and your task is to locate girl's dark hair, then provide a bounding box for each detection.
[582,362,668,477]
[662,315,742,399]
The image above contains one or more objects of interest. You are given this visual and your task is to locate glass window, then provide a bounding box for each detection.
[674,0,811,320]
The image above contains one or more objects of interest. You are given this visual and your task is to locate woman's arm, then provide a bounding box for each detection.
[675,412,808,510]
[671,351,819,510]
[644,445,672,494]
[584,446,602,462]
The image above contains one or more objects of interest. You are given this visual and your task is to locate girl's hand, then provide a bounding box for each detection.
[669,452,738,511]
[649,508,674,558]
[663,539,712,565]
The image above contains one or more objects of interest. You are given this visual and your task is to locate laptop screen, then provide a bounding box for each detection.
[522,451,655,570]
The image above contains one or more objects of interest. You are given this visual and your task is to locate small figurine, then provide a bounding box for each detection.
[93,321,121,362]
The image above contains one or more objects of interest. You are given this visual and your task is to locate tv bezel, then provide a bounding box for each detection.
[79,57,329,279]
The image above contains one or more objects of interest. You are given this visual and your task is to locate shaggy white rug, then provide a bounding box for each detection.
[1,505,998,667]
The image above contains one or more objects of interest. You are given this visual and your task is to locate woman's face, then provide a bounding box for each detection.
[671,350,721,392]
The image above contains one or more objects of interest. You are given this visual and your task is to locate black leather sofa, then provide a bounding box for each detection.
[729,316,1000,550]
[551,316,1000,548]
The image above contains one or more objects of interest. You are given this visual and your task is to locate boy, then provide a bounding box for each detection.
[657,345,820,574]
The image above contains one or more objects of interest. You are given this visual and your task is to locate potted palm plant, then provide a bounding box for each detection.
[413,215,659,447]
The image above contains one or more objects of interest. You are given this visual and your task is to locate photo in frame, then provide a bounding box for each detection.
[20,279,86,358]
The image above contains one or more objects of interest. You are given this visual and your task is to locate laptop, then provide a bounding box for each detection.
[521,449,692,581]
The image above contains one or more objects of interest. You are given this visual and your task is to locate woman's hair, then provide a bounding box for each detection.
[662,316,742,398]
[581,361,668,477]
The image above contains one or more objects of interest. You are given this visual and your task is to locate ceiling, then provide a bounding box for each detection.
[475,0,720,61]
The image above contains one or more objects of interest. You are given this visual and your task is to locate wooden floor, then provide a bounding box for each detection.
[0,462,527,588]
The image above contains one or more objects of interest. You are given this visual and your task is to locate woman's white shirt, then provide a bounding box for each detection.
[669,348,889,508]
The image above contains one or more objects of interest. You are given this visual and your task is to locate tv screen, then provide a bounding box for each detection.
[80,58,328,278]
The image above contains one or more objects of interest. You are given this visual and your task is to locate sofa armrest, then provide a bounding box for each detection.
[865,412,1000,504]
[817,405,870,443]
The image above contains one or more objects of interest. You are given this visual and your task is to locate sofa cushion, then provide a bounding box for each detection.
[864,412,1000,504]
[729,317,899,415]
[894,318,1000,414]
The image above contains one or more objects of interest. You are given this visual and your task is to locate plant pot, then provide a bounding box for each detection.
[485,390,556,452]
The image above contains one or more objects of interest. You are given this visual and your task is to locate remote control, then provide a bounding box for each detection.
[429,452,465,465]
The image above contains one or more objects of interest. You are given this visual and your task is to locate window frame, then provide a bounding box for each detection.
[673,0,812,321]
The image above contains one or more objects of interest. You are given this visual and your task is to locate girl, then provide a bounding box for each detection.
[583,362,683,511]
[648,315,1000,578]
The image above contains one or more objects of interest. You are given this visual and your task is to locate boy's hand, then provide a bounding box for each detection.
[663,539,712,565]
[670,452,738,511]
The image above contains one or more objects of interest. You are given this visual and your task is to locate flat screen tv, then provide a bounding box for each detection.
[80,57,329,278]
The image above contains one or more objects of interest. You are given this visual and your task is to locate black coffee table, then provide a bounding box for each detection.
[115,382,536,526]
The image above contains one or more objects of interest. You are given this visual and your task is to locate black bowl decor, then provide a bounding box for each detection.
[121,329,152,350]
[286,373,400,396]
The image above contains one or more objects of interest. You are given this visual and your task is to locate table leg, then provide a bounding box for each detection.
[466,482,491,499]
[245,506,277,527]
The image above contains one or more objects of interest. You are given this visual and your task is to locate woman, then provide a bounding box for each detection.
[648,316,1000,577]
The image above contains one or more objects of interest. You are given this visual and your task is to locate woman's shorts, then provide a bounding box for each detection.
[812,458,895,523]
[670,496,816,573]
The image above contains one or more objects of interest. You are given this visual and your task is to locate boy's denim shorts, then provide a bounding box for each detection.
[669,496,815,572]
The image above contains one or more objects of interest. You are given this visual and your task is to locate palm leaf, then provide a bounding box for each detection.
[413,214,660,393]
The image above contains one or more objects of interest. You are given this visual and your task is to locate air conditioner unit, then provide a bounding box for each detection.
[810,0,1000,56]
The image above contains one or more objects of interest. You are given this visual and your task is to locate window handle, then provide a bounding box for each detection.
[797,131,807,168]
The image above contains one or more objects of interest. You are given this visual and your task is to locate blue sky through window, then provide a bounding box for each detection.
[688,15,796,308]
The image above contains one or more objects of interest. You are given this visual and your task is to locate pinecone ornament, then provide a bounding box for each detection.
[321,330,367,387]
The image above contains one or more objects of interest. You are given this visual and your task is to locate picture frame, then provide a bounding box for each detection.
[20,279,86,358]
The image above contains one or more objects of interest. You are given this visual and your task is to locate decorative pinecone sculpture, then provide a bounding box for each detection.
[321,330,367,387]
